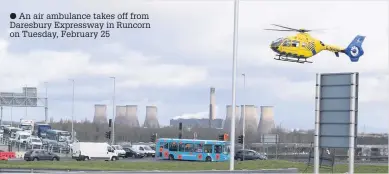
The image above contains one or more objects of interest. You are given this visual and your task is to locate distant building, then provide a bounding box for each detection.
[170,118,223,129]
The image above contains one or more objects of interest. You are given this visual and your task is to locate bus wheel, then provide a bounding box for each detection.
[168,154,174,160]
[205,156,212,162]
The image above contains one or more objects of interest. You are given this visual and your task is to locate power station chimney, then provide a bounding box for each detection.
[209,87,216,128]
[224,105,240,132]
[239,105,259,135]
[144,106,160,128]
[126,105,140,127]
[257,106,275,134]
[209,87,216,120]
[93,104,108,124]
[115,105,126,125]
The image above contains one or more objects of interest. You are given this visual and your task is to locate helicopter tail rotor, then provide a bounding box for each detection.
[344,35,366,62]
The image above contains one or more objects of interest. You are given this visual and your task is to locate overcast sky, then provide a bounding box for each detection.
[0,0,387,133]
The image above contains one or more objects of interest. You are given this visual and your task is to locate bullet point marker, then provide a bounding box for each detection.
[10,13,16,19]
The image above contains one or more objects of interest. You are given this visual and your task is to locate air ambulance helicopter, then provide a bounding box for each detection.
[265,24,366,64]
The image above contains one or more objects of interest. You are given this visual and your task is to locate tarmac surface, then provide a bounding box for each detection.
[9,156,388,166]
[0,168,299,173]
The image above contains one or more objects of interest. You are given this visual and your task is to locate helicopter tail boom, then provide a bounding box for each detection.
[344,35,366,62]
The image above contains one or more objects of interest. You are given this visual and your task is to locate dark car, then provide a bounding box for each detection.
[235,149,267,161]
[24,150,60,161]
[123,147,145,158]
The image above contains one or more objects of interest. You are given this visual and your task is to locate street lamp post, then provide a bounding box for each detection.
[25,84,27,117]
[242,73,246,151]
[230,0,240,171]
[44,82,48,124]
[110,77,116,145]
[69,79,75,143]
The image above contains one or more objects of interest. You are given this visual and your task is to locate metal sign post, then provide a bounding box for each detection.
[314,72,358,174]
[0,87,47,123]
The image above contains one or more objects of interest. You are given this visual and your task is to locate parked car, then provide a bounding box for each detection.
[24,150,60,161]
[235,149,267,161]
[131,145,155,157]
[111,145,126,158]
[123,147,145,158]
[26,136,43,149]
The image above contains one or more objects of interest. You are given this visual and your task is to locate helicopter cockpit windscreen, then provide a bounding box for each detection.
[271,38,283,47]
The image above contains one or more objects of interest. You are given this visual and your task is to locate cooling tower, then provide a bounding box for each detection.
[238,105,259,135]
[144,106,159,128]
[223,105,240,132]
[93,104,108,124]
[114,105,127,125]
[257,106,275,134]
[115,105,140,127]
[126,105,140,127]
[209,87,216,120]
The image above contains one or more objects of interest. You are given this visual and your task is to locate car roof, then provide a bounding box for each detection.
[237,149,256,152]
[17,131,30,135]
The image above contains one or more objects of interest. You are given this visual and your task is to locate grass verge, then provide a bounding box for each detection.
[0,160,387,173]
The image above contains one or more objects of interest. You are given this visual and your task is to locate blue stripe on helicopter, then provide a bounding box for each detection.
[311,49,316,55]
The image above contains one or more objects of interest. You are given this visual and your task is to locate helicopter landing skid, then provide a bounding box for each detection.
[274,55,312,64]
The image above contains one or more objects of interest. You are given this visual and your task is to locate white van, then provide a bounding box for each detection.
[111,145,126,158]
[15,131,31,144]
[27,136,43,149]
[72,142,119,161]
[131,144,155,157]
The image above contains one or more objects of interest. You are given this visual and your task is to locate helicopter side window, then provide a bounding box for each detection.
[282,40,291,47]
[292,41,300,47]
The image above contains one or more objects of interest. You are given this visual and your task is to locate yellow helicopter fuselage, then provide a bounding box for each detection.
[270,33,344,59]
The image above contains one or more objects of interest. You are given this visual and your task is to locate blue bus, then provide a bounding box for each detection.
[33,123,52,138]
[155,138,230,162]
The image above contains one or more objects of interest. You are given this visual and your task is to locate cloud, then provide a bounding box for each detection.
[0,39,91,91]
[248,74,388,103]
[0,39,208,91]
[0,0,387,131]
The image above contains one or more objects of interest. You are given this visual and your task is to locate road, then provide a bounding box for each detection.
[0,168,299,173]
[9,156,388,166]
[9,156,160,162]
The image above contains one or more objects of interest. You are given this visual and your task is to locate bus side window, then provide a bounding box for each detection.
[204,145,213,153]
[194,144,203,153]
[178,143,185,152]
[185,143,194,152]
[169,142,178,151]
[163,143,168,149]
[214,145,222,154]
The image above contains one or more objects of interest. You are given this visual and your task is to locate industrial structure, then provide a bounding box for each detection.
[209,87,216,128]
[93,104,108,124]
[115,105,140,127]
[238,105,259,135]
[126,105,140,127]
[143,106,160,128]
[209,87,216,120]
[115,106,126,125]
[257,106,275,134]
[223,105,240,132]
[170,118,223,129]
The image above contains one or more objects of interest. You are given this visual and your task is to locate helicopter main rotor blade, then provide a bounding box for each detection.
[264,29,296,31]
[271,24,300,31]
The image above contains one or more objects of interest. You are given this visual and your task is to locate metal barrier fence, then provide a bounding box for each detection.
[248,143,388,162]
[0,137,71,155]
